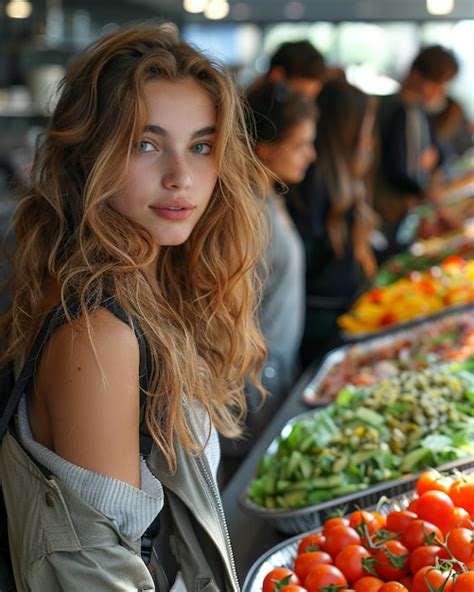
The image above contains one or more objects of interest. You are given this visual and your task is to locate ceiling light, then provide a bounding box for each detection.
[426,0,455,15]
[6,0,32,18]
[204,0,230,20]
[183,0,208,14]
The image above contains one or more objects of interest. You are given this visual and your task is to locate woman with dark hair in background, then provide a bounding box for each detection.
[220,81,316,472]
[289,80,378,364]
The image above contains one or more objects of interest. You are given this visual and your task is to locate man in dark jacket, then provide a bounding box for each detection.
[376,45,459,250]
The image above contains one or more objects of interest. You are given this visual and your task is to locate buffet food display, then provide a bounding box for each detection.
[238,169,474,586]
[337,257,474,337]
[303,307,474,406]
[243,466,474,592]
[241,358,474,533]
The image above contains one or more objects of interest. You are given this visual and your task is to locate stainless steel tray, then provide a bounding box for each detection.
[239,414,474,535]
[242,497,411,592]
[304,304,474,406]
[242,459,474,592]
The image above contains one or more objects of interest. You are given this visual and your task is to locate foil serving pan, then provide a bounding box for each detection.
[304,304,474,406]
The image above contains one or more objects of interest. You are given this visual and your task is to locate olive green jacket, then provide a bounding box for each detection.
[0,427,240,591]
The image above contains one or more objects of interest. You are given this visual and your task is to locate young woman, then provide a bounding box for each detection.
[288,80,378,362]
[0,22,268,591]
[221,81,316,468]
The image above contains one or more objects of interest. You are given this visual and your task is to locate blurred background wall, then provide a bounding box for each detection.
[0,0,472,200]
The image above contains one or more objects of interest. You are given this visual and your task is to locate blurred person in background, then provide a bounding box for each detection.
[288,80,379,365]
[375,45,459,250]
[220,81,316,476]
[248,40,326,101]
[432,96,473,163]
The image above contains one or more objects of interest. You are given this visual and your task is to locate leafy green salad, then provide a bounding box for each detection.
[248,358,474,510]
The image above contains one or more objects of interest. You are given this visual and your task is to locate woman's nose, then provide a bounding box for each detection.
[161,154,192,190]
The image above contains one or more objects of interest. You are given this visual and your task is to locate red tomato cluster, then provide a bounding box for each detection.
[261,469,474,592]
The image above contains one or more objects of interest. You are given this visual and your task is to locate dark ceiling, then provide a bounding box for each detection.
[135,0,474,23]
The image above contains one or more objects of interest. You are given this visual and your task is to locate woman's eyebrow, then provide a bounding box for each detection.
[191,126,216,138]
[143,125,216,138]
[144,124,166,136]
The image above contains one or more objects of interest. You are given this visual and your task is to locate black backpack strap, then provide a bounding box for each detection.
[0,305,63,441]
[101,298,153,456]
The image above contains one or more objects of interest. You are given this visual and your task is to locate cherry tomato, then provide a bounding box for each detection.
[465,560,474,569]
[280,586,308,592]
[445,527,474,562]
[294,551,332,582]
[402,520,443,551]
[322,516,350,535]
[442,255,466,268]
[407,498,419,514]
[297,533,326,554]
[453,572,474,592]
[412,566,453,592]
[372,540,410,581]
[263,567,300,592]
[349,510,382,534]
[449,479,474,517]
[416,469,452,495]
[449,506,473,530]
[416,491,454,532]
[379,583,409,592]
[352,576,384,592]
[380,312,396,326]
[334,544,372,584]
[304,564,347,592]
[323,525,361,559]
[408,545,449,575]
[369,288,383,303]
[371,512,387,531]
[386,511,418,534]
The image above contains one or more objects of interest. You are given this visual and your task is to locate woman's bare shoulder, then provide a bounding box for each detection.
[32,307,142,486]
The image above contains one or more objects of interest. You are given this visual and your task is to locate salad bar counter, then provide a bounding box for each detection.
[223,315,474,580]
[222,170,474,584]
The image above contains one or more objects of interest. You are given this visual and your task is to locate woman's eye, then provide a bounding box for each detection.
[192,142,212,155]
[137,140,156,153]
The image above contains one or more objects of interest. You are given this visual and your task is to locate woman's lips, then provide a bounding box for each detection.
[150,204,196,221]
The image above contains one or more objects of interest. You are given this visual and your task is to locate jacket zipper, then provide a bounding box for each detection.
[197,456,240,590]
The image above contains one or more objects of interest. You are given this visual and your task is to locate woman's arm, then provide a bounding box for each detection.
[31,308,141,488]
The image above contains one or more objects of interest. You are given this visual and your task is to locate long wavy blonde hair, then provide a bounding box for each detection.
[1,22,269,470]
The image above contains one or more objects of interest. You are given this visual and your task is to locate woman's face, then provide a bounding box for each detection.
[257,117,316,185]
[113,77,218,246]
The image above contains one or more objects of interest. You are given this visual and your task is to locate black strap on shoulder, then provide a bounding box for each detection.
[103,298,153,456]
[0,298,152,449]
[0,305,62,441]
